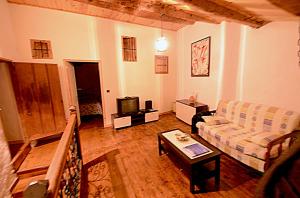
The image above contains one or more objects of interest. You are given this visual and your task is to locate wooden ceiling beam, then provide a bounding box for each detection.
[75,0,195,25]
[141,2,221,24]
[8,0,185,31]
[267,0,300,16]
[175,0,270,28]
[136,10,195,25]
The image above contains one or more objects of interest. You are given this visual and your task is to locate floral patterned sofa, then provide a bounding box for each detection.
[192,100,300,172]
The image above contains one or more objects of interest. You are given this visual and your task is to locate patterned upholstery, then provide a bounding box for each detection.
[197,100,300,172]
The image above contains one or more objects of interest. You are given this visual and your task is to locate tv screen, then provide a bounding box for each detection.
[117,97,139,115]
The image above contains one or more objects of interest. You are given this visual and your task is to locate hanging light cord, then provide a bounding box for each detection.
[161,14,163,37]
[298,22,300,67]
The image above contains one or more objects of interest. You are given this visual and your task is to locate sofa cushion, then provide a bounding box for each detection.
[215,100,300,134]
[230,138,282,160]
[197,122,249,146]
[245,131,285,147]
[197,127,266,172]
[197,122,285,160]
[202,116,230,126]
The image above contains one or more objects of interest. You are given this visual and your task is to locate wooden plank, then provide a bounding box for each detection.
[11,142,31,171]
[33,63,56,135]
[17,166,49,179]
[7,0,183,31]
[46,64,66,133]
[267,0,300,16]
[230,0,299,21]
[140,2,221,24]
[7,0,300,29]
[35,132,63,145]
[9,63,43,139]
[18,140,59,173]
[75,0,195,25]
[177,0,270,28]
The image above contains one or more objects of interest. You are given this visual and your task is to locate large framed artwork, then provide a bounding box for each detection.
[191,36,211,77]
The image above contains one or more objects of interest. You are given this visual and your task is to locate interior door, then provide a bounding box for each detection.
[65,61,81,125]
[9,63,65,140]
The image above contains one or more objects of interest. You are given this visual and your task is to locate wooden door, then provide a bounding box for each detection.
[9,63,65,140]
[65,62,81,125]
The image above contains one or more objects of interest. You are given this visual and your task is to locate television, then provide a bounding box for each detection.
[117,97,139,116]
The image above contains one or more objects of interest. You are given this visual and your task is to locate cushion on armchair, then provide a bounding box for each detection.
[202,116,230,126]
[246,131,286,147]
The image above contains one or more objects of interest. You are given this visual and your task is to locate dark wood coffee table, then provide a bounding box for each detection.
[158,129,221,193]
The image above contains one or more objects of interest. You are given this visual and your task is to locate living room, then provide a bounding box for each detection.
[0,0,300,197]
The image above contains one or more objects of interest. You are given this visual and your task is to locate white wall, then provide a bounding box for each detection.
[8,4,177,127]
[177,22,221,109]
[176,21,300,113]
[110,22,177,112]
[240,22,300,112]
[219,22,241,100]
[0,1,17,60]
[96,19,177,116]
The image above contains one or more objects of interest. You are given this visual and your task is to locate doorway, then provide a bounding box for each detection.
[70,62,104,128]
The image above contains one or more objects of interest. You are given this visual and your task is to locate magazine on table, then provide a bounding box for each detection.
[182,143,212,159]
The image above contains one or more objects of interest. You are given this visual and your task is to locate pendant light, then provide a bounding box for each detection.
[155,14,168,52]
[298,22,300,67]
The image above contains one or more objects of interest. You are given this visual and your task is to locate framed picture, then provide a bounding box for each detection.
[155,55,168,74]
[191,36,211,77]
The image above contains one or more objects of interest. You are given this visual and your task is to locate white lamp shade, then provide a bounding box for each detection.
[155,36,168,52]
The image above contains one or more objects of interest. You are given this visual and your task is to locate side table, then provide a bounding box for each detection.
[176,99,208,125]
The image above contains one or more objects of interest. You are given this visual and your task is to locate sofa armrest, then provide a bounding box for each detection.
[191,110,216,134]
[264,130,300,171]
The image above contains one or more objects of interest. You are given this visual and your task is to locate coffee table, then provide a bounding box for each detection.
[158,129,221,193]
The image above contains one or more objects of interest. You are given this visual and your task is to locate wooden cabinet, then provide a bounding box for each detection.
[9,63,65,140]
[176,99,208,125]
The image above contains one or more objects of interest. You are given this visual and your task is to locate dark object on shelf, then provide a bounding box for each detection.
[191,110,216,134]
[117,96,139,116]
[131,112,145,126]
[256,131,300,198]
[145,100,152,110]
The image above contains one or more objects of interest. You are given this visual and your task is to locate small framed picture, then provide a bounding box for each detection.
[191,36,210,77]
[155,55,168,74]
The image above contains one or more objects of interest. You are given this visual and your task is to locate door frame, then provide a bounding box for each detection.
[0,59,25,141]
[64,59,105,126]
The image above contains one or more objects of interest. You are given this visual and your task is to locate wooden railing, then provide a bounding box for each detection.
[23,107,83,198]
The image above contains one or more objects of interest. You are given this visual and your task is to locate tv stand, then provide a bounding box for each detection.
[111,109,159,129]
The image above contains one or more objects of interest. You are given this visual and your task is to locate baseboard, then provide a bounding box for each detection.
[8,140,24,145]
[159,110,174,116]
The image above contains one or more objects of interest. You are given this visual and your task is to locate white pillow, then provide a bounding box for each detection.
[246,131,284,147]
[202,116,230,126]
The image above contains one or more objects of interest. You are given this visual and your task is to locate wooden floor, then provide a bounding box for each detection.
[79,113,261,198]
